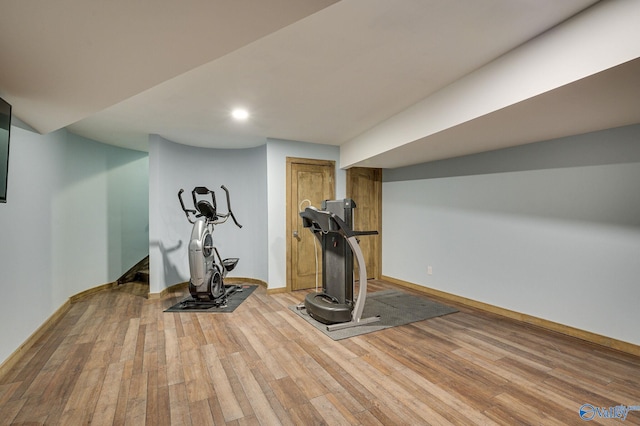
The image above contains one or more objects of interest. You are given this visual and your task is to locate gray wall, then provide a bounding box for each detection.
[0,124,149,365]
[149,135,268,293]
[383,124,640,345]
[148,136,345,293]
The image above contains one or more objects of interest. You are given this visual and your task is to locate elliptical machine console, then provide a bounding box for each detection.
[178,185,242,307]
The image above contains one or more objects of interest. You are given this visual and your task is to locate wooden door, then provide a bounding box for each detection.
[347,167,382,280]
[287,158,335,291]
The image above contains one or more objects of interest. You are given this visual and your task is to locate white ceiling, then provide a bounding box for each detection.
[3,0,638,169]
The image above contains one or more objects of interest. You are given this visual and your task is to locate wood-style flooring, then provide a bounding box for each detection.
[1,280,639,425]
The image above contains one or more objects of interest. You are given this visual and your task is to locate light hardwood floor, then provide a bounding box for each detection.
[1,280,639,425]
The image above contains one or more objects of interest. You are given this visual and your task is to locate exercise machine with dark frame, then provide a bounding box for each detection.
[299,199,380,331]
[177,185,242,308]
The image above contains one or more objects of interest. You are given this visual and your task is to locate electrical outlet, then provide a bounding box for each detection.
[427,266,433,275]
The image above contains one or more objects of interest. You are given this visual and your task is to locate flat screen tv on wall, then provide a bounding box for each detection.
[0,96,11,203]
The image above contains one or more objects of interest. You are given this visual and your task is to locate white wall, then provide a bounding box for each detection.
[148,135,268,293]
[0,124,149,365]
[53,132,149,298]
[382,124,640,346]
[265,138,344,289]
[341,0,640,168]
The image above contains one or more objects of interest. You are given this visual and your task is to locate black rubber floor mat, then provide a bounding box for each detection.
[291,289,457,340]
[165,284,257,313]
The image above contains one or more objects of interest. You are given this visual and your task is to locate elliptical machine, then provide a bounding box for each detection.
[178,185,242,308]
[299,199,380,331]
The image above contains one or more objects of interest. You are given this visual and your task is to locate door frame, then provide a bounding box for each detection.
[346,167,382,279]
[286,157,336,291]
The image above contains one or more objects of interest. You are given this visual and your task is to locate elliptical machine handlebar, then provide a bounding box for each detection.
[221,185,242,229]
[177,185,242,228]
[178,189,198,224]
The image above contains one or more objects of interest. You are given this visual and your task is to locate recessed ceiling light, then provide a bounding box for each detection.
[231,108,249,121]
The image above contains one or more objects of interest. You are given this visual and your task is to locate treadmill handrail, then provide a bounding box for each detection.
[299,207,378,238]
